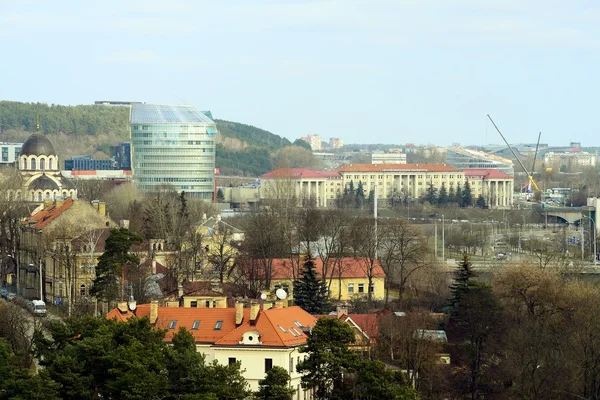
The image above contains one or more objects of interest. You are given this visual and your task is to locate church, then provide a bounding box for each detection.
[17,134,77,202]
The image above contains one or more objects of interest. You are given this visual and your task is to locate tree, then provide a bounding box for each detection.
[437,183,448,205]
[425,182,437,205]
[206,227,239,284]
[216,188,225,202]
[293,256,330,315]
[350,218,379,301]
[355,181,366,209]
[351,359,419,400]
[448,185,456,205]
[297,318,358,400]
[461,181,473,207]
[455,183,462,207]
[475,194,486,209]
[293,138,312,150]
[91,228,143,303]
[256,366,295,400]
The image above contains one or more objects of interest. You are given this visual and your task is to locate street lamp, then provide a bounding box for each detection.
[580,215,597,264]
[442,215,445,267]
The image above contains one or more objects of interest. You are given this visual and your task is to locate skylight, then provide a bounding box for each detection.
[168,320,177,330]
[192,320,200,330]
[214,320,223,330]
[294,321,303,328]
[278,325,288,333]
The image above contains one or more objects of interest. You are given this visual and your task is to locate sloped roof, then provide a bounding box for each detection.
[107,304,317,347]
[199,216,243,235]
[271,257,386,280]
[29,174,60,191]
[321,312,380,339]
[261,168,341,180]
[336,163,459,173]
[21,134,56,156]
[463,168,513,179]
[24,198,74,229]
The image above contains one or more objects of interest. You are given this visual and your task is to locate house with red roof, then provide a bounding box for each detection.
[269,257,386,301]
[260,168,343,208]
[107,301,318,394]
[464,168,514,208]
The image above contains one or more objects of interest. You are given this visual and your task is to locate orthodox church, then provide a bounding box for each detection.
[18,134,77,202]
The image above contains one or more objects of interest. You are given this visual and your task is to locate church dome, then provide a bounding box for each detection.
[20,134,56,156]
[29,175,60,191]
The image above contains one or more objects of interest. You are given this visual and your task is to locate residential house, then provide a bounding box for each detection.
[107,301,318,394]
[270,257,386,301]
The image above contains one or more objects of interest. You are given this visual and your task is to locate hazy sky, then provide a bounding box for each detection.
[2,0,600,146]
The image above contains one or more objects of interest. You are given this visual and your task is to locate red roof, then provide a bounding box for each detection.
[320,313,380,339]
[24,198,74,229]
[336,163,459,173]
[261,168,341,180]
[271,257,385,280]
[464,169,513,179]
[107,304,317,347]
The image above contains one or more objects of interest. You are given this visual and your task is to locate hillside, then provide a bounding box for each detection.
[0,101,291,176]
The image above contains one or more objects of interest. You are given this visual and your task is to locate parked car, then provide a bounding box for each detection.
[30,300,47,316]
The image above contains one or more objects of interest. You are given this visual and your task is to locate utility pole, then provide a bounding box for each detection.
[434,221,438,260]
[442,215,445,267]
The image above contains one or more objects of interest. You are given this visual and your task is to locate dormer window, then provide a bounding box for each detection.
[240,330,262,345]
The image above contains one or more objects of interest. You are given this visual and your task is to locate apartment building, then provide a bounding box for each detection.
[299,134,322,151]
[260,168,343,207]
[464,169,514,208]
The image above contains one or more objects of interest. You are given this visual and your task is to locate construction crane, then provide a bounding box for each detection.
[486,115,542,201]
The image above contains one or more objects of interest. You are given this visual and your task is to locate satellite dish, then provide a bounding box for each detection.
[275,289,287,300]
[260,293,267,300]
[128,300,137,311]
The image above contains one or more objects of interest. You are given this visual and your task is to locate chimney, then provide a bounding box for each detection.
[336,304,348,319]
[150,300,158,324]
[97,201,106,216]
[43,199,53,208]
[178,283,184,298]
[55,199,64,208]
[151,260,156,274]
[275,300,285,309]
[202,213,207,222]
[119,220,130,229]
[235,301,244,325]
[250,302,260,324]
[262,302,272,311]
[117,301,128,313]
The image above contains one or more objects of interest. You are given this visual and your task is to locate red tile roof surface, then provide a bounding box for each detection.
[336,163,459,173]
[271,257,385,280]
[24,198,74,229]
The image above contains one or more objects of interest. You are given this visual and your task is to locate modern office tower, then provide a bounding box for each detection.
[130,104,217,199]
[446,146,514,176]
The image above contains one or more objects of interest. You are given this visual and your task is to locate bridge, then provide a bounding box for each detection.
[532,203,596,225]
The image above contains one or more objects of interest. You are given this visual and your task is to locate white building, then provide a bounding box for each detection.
[300,134,322,151]
[544,151,596,170]
[370,151,407,164]
[0,142,22,165]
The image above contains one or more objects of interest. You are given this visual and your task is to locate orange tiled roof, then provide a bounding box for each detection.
[215,306,317,347]
[24,198,74,229]
[271,257,385,280]
[336,163,459,173]
[464,168,513,179]
[107,304,317,347]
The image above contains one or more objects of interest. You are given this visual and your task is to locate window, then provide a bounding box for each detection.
[370,283,375,293]
[214,320,223,330]
[229,357,237,365]
[169,320,177,330]
[265,358,273,372]
[190,301,198,308]
[80,284,86,296]
[347,283,354,294]
[49,159,53,169]
[290,357,294,373]
[1,147,7,162]
[40,159,45,170]
[192,320,200,330]
[31,159,36,170]
[205,300,211,308]
[358,283,365,293]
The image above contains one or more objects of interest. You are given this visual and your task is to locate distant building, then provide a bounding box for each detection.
[544,151,596,169]
[0,142,22,165]
[260,168,343,207]
[446,146,514,176]
[300,134,322,151]
[329,137,344,149]
[370,151,407,165]
[94,100,145,106]
[464,169,514,208]
[112,142,131,170]
[64,156,112,171]
[130,104,217,199]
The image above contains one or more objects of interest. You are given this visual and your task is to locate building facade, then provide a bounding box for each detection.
[112,142,131,170]
[544,151,596,170]
[370,151,407,165]
[300,134,322,151]
[336,163,464,201]
[64,156,113,171]
[0,142,22,165]
[329,137,344,149]
[464,169,514,208]
[130,104,216,199]
[260,168,343,207]
[446,146,514,176]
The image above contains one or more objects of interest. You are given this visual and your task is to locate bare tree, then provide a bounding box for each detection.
[315,209,351,292]
[350,217,379,301]
[206,227,239,284]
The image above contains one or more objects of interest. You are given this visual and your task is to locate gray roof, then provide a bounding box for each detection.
[21,134,56,156]
[29,175,59,191]
[130,104,214,124]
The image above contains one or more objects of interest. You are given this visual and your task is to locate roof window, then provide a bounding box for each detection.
[192,320,200,330]
[294,321,303,328]
[278,325,287,333]
[214,320,223,330]
[168,320,177,330]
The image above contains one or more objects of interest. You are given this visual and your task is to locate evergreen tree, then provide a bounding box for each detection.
[476,194,486,209]
[425,182,438,205]
[448,254,476,309]
[355,181,366,208]
[448,185,456,205]
[256,366,295,400]
[216,188,225,202]
[367,189,375,210]
[455,183,463,207]
[462,181,473,207]
[293,255,330,314]
[438,183,448,205]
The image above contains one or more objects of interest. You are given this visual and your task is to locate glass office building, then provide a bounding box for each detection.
[446,146,514,176]
[130,104,217,199]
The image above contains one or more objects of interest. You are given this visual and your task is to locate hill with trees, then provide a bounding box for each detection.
[0,101,306,176]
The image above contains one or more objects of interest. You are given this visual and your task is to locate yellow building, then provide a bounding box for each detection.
[260,168,343,207]
[336,163,464,202]
[464,169,514,208]
[269,257,386,301]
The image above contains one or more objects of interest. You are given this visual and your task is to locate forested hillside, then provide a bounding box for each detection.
[0,101,296,175]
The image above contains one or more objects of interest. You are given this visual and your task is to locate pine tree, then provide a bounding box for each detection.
[448,185,456,205]
[462,181,473,207]
[355,181,365,208]
[438,183,448,205]
[455,183,463,207]
[293,255,330,314]
[448,254,476,310]
[476,194,486,209]
[425,182,438,205]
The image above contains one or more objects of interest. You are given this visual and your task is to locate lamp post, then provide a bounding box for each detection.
[580,215,597,264]
[442,215,445,267]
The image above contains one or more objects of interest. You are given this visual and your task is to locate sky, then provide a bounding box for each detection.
[2,0,600,146]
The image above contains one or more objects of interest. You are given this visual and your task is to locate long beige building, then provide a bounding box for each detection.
[260,168,342,207]
[464,169,513,208]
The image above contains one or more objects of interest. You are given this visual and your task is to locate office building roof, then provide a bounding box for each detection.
[336,163,459,173]
[130,104,214,124]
